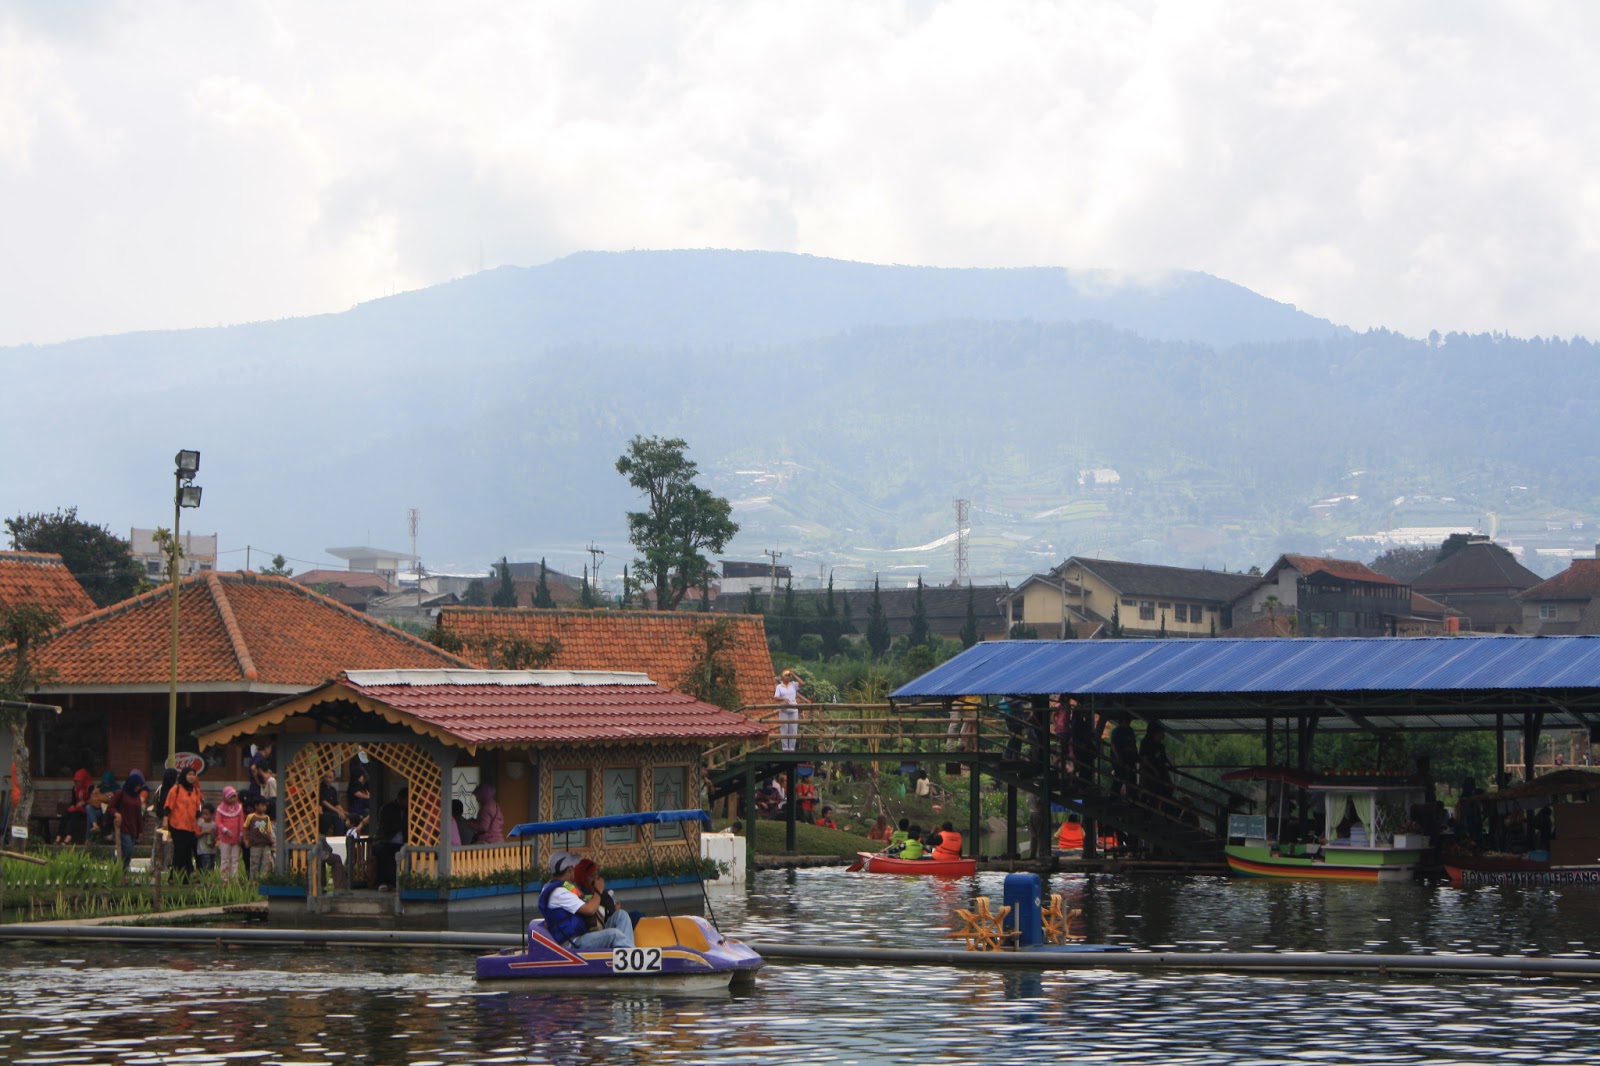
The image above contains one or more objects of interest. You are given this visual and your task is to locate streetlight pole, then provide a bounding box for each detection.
[167,449,202,767]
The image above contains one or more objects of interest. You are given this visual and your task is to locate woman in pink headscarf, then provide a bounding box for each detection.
[469,783,504,843]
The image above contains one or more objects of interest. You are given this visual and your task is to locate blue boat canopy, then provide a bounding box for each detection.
[508,808,711,838]
[890,635,1600,732]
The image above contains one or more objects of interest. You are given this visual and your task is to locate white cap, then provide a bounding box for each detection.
[549,849,581,875]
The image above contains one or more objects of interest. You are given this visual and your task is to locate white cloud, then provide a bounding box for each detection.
[1,0,1599,344]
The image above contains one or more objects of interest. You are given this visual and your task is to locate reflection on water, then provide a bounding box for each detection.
[3,870,1600,1064]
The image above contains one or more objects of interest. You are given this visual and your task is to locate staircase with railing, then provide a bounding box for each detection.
[705,701,1248,861]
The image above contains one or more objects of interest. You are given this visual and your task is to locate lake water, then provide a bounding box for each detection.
[4,869,1599,1065]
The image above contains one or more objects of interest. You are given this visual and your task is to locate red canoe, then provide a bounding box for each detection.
[855,851,977,876]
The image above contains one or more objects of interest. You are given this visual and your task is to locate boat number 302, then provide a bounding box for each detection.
[611,947,663,973]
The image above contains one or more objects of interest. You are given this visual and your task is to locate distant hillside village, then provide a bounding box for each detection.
[242,532,1600,644]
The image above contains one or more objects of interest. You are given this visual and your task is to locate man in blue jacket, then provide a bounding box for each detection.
[538,857,634,949]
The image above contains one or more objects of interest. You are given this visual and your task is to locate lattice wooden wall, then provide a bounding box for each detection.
[283,740,442,848]
[536,742,702,873]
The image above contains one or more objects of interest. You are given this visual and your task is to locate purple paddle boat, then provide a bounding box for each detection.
[475,809,763,992]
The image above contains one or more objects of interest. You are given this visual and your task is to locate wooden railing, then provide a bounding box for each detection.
[705,702,1001,773]
[448,842,529,878]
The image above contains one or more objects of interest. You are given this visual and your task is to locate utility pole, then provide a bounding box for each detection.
[587,542,605,594]
[764,548,783,603]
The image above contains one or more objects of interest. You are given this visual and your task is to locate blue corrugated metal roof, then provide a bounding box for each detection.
[891,635,1600,700]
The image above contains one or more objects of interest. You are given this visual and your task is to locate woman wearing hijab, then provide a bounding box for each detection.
[59,768,94,843]
[162,766,204,877]
[214,785,245,881]
[469,783,504,843]
[112,771,148,868]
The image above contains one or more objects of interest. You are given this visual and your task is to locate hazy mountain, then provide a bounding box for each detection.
[4,250,1594,584]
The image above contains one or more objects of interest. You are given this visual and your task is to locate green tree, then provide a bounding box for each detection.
[619,564,633,609]
[1009,622,1039,639]
[1110,601,1124,638]
[260,554,294,577]
[462,578,489,607]
[5,507,143,607]
[866,576,890,658]
[491,557,517,607]
[534,557,556,608]
[1061,614,1076,639]
[960,584,979,648]
[1,602,62,829]
[615,435,739,611]
[677,618,743,711]
[580,566,598,609]
[908,576,931,649]
[1369,544,1439,582]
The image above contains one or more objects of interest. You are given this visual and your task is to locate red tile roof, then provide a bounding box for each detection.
[1277,554,1401,586]
[199,669,770,751]
[4,571,472,691]
[1519,558,1600,602]
[0,551,97,622]
[290,569,398,591]
[439,607,775,709]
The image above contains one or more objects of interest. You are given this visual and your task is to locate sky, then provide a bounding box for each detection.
[2,1,1598,348]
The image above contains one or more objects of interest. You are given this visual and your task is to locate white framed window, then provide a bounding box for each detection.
[1539,604,1557,620]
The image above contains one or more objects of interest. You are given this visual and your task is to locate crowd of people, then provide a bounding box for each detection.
[34,744,514,890]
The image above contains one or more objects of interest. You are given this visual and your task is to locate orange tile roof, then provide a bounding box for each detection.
[1278,554,1402,586]
[438,607,775,709]
[0,551,97,623]
[4,571,472,691]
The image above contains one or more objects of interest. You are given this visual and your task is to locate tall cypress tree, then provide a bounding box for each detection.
[821,572,841,658]
[491,557,517,607]
[960,583,979,648]
[534,557,556,608]
[866,576,890,659]
[909,575,930,649]
[580,565,596,609]
[779,579,802,654]
[619,564,632,609]
[1110,600,1124,638]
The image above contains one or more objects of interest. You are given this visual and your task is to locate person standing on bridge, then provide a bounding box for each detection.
[774,669,806,752]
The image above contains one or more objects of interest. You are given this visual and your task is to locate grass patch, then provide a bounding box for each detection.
[714,818,876,860]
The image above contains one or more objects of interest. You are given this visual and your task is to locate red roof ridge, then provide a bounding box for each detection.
[2,550,70,564]
[206,571,259,681]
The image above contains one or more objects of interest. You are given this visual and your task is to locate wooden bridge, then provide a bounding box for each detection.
[705,701,1254,863]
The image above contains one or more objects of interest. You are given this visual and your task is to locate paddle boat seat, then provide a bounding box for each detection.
[635,915,712,952]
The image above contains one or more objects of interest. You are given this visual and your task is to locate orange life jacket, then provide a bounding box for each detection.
[1058,821,1085,849]
[932,829,963,861]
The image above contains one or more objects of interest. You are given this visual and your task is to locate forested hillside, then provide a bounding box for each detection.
[4,251,1594,581]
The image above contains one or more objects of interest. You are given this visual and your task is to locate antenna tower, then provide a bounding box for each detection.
[407,507,422,602]
[954,498,970,586]
[587,542,605,589]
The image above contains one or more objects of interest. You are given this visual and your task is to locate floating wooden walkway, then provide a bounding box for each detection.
[3,923,1599,978]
